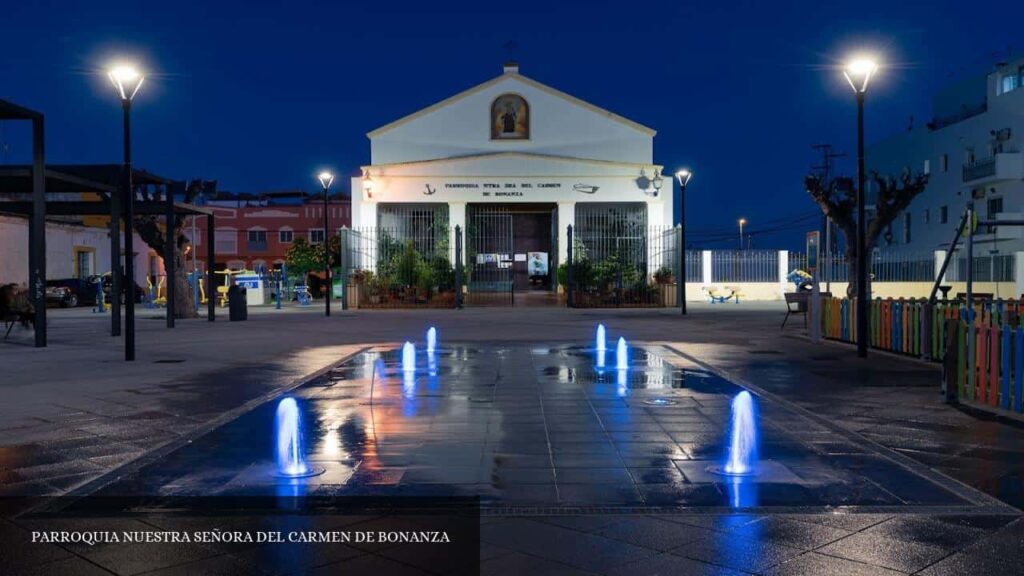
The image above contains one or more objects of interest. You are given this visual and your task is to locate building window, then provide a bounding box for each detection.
[248,230,267,251]
[214,228,237,254]
[903,213,911,244]
[923,159,930,175]
[74,249,93,279]
[279,228,294,243]
[1000,73,1019,95]
[309,229,325,244]
[940,154,948,173]
[986,196,1004,234]
[940,205,948,224]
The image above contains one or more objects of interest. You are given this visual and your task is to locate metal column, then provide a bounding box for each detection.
[109,172,122,337]
[207,215,216,321]
[29,116,47,347]
[165,184,175,328]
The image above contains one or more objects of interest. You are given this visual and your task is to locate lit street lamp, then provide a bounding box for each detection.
[675,169,692,315]
[738,218,747,250]
[317,171,335,317]
[843,56,878,359]
[108,64,145,361]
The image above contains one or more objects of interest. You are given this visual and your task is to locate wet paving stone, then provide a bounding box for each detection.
[73,343,983,509]
[11,341,1021,574]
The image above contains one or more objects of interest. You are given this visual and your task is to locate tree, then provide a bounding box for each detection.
[805,169,929,297]
[285,237,321,278]
[133,179,208,319]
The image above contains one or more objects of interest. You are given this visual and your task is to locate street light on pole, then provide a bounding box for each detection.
[317,171,335,317]
[108,64,145,361]
[843,55,878,359]
[738,218,747,250]
[675,169,692,315]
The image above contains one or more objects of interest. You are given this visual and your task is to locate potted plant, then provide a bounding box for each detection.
[654,265,677,307]
[654,265,675,285]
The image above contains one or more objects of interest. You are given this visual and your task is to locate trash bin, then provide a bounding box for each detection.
[228,285,248,321]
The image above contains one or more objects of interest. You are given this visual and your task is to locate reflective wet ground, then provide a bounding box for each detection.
[92,344,982,511]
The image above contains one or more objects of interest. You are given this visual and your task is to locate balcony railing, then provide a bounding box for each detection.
[963,157,997,182]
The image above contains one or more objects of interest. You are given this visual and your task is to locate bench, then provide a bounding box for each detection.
[1,284,34,339]
[955,292,993,302]
[782,291,831,329]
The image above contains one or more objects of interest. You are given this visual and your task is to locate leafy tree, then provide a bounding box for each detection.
[805,169,928,297]
[285,238,321,277]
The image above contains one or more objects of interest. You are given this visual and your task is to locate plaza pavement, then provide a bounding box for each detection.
[2,301,1024,574]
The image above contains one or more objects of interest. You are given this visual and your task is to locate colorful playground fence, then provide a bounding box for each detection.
[821,296,1024,413]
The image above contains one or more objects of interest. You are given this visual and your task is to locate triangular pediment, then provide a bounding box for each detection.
[370,71,655,138]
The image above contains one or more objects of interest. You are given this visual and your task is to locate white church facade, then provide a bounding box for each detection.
[350,62,673,293]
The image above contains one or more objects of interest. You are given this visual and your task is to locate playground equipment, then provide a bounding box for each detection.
[214,269,246,308]
[786,269,814,292]
[704,286,741,304]
[294,285,312,306]
[187,271,208,306]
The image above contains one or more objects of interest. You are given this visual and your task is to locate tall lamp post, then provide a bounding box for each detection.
[843,57,878,359]
[738,218,747,250]
[317,171,335,317]
[108,65,145,361]
[675,169,692,315]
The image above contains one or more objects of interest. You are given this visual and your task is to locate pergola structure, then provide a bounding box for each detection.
[1,99,216,356]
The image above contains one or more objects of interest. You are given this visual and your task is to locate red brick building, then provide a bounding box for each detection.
[183,193,351,273]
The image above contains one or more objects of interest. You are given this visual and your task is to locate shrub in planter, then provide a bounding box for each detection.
[653,265,675,284]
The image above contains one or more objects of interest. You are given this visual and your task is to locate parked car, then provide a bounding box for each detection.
[45,277,101,307]
[99,273,146,304]
[45,285,78,307]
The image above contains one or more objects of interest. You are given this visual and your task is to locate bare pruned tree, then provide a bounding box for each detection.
[805,169,929,297]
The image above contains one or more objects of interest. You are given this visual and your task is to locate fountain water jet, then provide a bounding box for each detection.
[616,337,628,371]
[716,391,759,476]
[402,341,416,372]
[426,327,437,354]
[596,324,607,353]
[273,398,323,478]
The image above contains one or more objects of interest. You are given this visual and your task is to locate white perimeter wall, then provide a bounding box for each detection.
[0,215,150,287]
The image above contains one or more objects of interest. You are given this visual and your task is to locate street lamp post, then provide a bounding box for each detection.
[317,171,335,317]
[675,169,692,315]
[738,218,747,250]
[843,57,878,359]
[108,65,145,361]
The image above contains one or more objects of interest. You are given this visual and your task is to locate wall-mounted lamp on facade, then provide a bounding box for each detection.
[651,169,664,197]
[362,170,374,200]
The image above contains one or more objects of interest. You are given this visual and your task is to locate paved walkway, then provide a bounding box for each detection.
[2,302,1024,574]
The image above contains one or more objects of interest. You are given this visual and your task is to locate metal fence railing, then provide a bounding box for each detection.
[341,226,456,308]
[711,250,778,283]
[947,254,1016,283]
[567,225,679,308]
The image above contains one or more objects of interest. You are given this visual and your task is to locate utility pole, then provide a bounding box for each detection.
[812,143,846,291]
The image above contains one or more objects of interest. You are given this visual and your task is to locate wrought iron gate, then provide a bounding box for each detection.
[464,205,514,306]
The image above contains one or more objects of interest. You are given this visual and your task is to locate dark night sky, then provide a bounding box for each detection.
[1,0,1021,249]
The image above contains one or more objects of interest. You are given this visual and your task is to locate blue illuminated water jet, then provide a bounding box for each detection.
[426,327,437,354]
[402,341,416,372]
[274,398,319,478]
[616,337,628,371]
[596,324,607,353]
[723,391,759,475]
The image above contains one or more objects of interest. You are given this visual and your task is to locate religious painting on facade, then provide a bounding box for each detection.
[490,94,529,139]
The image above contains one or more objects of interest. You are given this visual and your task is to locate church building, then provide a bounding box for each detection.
[350,62,673,295]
